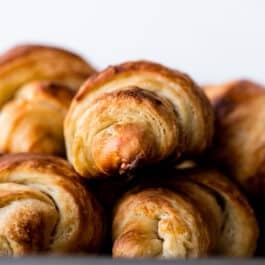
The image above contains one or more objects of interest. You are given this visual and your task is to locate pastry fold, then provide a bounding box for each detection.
[0,44,95,107]
[112,168,258,258]
[65,61,213,178]
[203,80,265,198]
[0,81,73,155]
[0,153,104,255]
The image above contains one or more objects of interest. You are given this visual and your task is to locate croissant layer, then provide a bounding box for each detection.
[0,81,74,156]
[0,44,96,156]
[0,44,95,107]
[0,45,95,106]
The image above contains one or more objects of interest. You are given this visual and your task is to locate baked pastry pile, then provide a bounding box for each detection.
[0,44,262,258]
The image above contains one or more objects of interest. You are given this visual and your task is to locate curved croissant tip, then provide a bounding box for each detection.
[91,123,147,177]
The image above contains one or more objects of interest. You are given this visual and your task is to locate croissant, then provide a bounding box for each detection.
[0,81,74,155]
[0,44,95,107]
[0,153,104,255]
[203,80,265,198]
[65,61,214,178]
[112,168,258,258]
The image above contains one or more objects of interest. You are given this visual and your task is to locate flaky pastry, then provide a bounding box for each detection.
[203,80,265,198]
[0,81,73,155]
[112,168,258,258]
[0,153,104,255]
[65,61,213,178]
[0,44,95,106]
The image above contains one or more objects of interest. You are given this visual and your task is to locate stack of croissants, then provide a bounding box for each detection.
[0,43,264,258]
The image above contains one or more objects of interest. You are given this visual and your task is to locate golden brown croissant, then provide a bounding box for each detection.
[112,168,258,258]
[0,44,95,106]
[0,81,74,156]
[203,80,265,198]
[65,61,214,178]
[0,153,104,255]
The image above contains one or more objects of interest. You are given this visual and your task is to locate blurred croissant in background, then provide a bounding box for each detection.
[0,45,95,156]
[0,81,73,155]
[203,80,265,198]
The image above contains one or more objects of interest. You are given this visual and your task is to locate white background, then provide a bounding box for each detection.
[1,0,264,85]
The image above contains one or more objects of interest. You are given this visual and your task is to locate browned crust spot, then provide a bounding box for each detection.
[93,86,164,107]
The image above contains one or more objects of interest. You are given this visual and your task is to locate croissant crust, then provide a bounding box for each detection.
[0,44,95,107]
[203,80,265,197]
[65,61,214,178]
[112,168,258,258]
[0,81,74,155]
[0,153,104,255]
